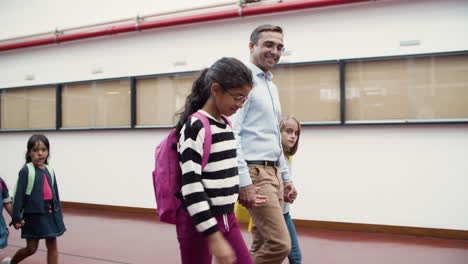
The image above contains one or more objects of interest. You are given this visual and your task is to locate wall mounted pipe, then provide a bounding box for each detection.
[0,0,240,43]
[0,0,372,52]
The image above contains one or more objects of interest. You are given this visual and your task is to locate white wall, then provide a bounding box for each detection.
[0,130,161,208]
[1,0,468,231]
[1,125,468,231]
[292,124,468,230]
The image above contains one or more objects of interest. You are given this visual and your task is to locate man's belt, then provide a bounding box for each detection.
[246,160,279,167]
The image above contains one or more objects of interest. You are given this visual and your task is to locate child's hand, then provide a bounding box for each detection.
[14,220,25,230]
[208,231,236,264]
[284,183,297,203]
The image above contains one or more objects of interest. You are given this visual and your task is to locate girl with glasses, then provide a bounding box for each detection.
[174,57,264,264]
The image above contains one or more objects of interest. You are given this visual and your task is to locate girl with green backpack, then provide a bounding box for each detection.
[3,134,66,264]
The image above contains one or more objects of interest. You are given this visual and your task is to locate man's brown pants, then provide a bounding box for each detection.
[247,164,291,264]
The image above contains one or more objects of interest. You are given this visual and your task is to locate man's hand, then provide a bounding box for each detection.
[239,185,268,208]
[284,183,297,203]
[239,185,256,208]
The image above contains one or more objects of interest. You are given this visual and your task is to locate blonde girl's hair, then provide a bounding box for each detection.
[279,115,301,156]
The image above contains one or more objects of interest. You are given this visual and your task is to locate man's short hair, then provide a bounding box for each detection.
[250,24,283,43]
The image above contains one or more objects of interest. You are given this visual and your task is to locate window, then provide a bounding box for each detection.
[346,54,468,122]
[62,79,131,128]
[274,63,340,123]
[0,86,56,129]
[136,73,197,126]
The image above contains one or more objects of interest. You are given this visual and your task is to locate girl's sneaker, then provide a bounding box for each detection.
[1,257,11,264]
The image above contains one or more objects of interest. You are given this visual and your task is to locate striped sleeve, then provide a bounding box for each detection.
[178,117,218,236]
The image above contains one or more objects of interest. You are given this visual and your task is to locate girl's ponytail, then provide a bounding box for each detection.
[175,68,210,133]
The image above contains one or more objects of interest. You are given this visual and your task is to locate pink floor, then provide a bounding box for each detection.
[1,207,468,263]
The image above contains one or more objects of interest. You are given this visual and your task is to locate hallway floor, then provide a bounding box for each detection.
[1,207,467,263]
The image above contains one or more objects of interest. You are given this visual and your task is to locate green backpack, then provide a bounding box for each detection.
[15,162,55,196]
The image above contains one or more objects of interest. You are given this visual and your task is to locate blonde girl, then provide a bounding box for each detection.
[280,115,302,264]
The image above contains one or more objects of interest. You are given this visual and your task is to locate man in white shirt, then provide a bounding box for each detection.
[231,24,297,264]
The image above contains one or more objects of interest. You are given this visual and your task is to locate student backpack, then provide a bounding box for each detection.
[152,112,212,224]
[152,112,232,224]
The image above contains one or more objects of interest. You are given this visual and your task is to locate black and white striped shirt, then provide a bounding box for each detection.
[178,110,239,236]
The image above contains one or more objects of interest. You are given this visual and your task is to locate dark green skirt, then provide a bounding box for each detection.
[21,200,66,239]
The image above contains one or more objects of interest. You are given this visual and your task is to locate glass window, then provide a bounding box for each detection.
[274,63,340,123]
[346,54,468,122]
[62,79,131,128]
[136,73,197,126]
[0,86,56,129]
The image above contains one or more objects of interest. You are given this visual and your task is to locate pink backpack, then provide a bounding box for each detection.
[152,112,213,224]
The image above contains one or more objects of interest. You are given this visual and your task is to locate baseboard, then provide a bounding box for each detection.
[61,201,156,216]
[293,219,468,240]
[61,201,468,240]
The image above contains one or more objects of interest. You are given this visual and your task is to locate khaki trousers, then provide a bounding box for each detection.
[247,164,291,264]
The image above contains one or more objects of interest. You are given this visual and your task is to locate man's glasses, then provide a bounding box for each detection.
[259,40,285,53]
[224,88,249,106]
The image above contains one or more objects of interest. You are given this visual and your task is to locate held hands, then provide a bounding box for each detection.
[284,183,297,203]
[253,187,268,208]
[239,185,268,209]
[208,231,236,264]
[14,220,25,230]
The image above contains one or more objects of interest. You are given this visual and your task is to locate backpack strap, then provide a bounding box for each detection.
[24,162,55,196]
[190,112,212,168]
[25,163,35,196]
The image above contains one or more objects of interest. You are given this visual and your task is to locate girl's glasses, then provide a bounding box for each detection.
[224,88,249,106]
